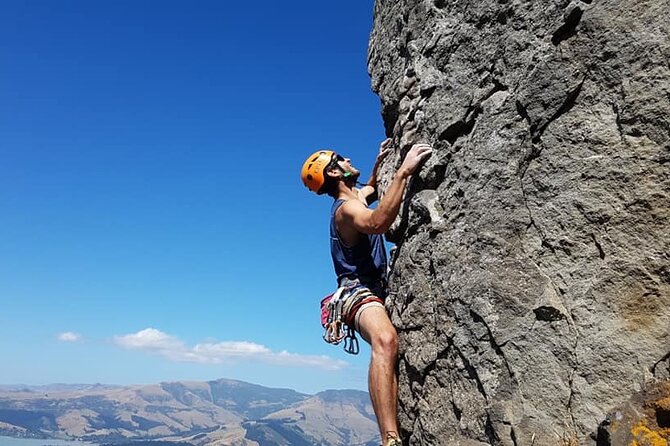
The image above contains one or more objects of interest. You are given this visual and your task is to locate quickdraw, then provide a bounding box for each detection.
[343,328,359,355]
[322,285,349,344]
[322,283,361,355]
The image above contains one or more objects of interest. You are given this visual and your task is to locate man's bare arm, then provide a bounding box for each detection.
[358,138,393,204]
[343,143,433,234]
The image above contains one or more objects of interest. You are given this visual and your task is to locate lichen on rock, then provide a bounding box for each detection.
[597,380,670,446]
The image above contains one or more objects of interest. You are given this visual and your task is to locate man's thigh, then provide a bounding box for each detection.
[357,305,396,345]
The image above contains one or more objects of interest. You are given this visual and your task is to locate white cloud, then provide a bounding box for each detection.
[114,328,183,350]
[194,341,271,357]
[267,350,348,371]
[113,328,348,371]
[57,332,82,342]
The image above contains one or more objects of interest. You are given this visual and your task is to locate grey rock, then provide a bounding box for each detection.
[368,0,670,444]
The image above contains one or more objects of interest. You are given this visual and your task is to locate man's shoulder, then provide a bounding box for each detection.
[337,198,369,217]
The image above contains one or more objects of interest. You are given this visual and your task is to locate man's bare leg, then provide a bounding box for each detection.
[358,306,400,443]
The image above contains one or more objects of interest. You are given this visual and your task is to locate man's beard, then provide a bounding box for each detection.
[345,170,360,186]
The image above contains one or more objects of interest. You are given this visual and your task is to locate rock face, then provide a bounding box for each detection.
[367,0,670,444]
[596,380,670,445]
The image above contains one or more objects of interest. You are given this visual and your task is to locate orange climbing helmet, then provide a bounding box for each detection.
[301,150,336,194]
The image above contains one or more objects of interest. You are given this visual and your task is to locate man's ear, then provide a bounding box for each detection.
[326,168,341,179]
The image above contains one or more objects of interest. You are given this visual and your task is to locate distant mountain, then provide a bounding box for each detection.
[0,379,379,446]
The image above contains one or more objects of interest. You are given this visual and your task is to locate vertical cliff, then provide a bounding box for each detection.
[367,0,670,444]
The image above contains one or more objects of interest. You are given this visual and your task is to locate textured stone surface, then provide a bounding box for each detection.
[596,380,670,446]
[367,0,670,444]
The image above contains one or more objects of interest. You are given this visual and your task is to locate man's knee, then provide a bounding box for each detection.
[358,306,398,355]
[372,326,398,358]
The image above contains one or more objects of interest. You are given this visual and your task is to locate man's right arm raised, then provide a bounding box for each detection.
[342,143,433,235]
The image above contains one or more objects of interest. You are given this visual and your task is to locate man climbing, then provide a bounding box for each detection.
[301,139,433,446]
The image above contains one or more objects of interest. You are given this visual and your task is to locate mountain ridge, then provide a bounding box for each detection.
[0,378,379,446]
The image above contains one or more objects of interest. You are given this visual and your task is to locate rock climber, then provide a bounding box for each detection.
[301,139,433,446]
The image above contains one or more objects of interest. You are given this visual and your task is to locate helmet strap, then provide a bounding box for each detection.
[330,165,358,188]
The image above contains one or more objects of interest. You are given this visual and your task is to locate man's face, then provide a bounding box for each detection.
[334,154,360,180]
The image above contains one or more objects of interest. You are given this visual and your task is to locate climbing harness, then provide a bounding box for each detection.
[320,280,384,355]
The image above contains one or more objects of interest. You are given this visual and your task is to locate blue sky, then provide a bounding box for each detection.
[0,1,389,394]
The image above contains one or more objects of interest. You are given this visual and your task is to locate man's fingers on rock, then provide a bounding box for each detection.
[411,143,432,152]
[378,148,392,159]
[380,139,393,151]
[412,146,432,156]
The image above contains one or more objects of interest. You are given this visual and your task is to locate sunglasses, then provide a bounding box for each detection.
[327,153,344,169]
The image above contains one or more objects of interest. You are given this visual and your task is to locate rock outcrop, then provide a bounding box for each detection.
[368,0,669,444]
[596,380,670,445]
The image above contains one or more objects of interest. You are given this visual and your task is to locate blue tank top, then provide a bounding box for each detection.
[330,199,388,288]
